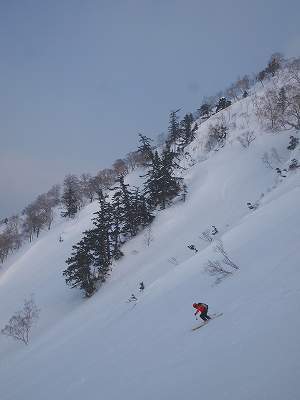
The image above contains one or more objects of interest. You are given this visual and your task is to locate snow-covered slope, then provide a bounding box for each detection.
[0,92,300,400]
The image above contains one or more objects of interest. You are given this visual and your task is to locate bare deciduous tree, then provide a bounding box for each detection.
[226,83,239,101]
[282,85,300,130]
[205,259,233,284]
[22,201,46,241]
[265,53,284,77]
[1,296,40,345]
[237,130,256,148]
[255,88,281,130]
[0,231,13,263]
[61,174,83,218]
[236,75,250,94]
[80,173,92,202]
[287,57,300,86]
[199,229,213,243]
[205,120,228,151]
[255,59,300,131]
[35,193,54,230]
[214,240,239,270]
[125,151,145,171]
[46,184,61,207]
[97,169,116,190]
[113,159,128,177]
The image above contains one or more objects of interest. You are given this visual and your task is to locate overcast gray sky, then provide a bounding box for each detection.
[1,0,300,218]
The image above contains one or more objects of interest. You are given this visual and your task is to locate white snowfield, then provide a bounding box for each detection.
[0,90,300,400]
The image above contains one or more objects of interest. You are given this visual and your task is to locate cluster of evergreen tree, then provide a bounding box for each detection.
[139,133,184,210]
[166,110,198,150]
[63,184,154,297]
[215,97,232,113]
[63,131,185,297]
[63,183,154,297]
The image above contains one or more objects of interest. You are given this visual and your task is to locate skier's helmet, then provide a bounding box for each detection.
[193,303,197,308]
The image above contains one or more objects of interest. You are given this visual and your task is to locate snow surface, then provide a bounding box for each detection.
[0,92,300,400]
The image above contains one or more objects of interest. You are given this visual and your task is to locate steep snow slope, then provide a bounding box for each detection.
[0,95,300,400]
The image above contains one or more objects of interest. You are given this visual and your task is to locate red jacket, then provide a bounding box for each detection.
[193,303,207,315]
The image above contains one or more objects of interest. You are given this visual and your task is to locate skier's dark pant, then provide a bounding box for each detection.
[200,308,211,321]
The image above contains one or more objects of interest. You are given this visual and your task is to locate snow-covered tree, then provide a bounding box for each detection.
[179,113,198,148]
[215,97,231,113]
[1,296,40,345]
[61,175,82,218]
[197,103,213,120]
[206,121,228,151]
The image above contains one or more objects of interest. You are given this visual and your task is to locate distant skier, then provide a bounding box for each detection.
[139,281,145,292]
[193,303,211,321]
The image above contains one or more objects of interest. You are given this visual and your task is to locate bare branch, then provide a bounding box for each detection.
[199,229,213,243]
[237,130,256,148]
[205,259,233,284]
[213,240,239,270]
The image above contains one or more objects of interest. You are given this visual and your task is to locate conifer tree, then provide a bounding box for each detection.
[157,146,183,209]
[116,178,153,237]
[143,144,183,210]
[166,109,181,148]
[63,236,96,297]
[132,188,154,228]
[61,175,82,218]
[198,103,212,119]
[137,133,154,166]
[215,97,231,113]
[180,113,198,148]
[110,189,125,260]
[143,150,162,209]
[89,190,113,282]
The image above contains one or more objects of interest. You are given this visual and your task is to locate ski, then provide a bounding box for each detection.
[192,312,223,331]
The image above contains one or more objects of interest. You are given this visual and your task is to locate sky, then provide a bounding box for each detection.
[0,0,300,218]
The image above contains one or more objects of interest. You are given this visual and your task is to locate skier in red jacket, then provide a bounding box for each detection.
[193,303,211,321]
